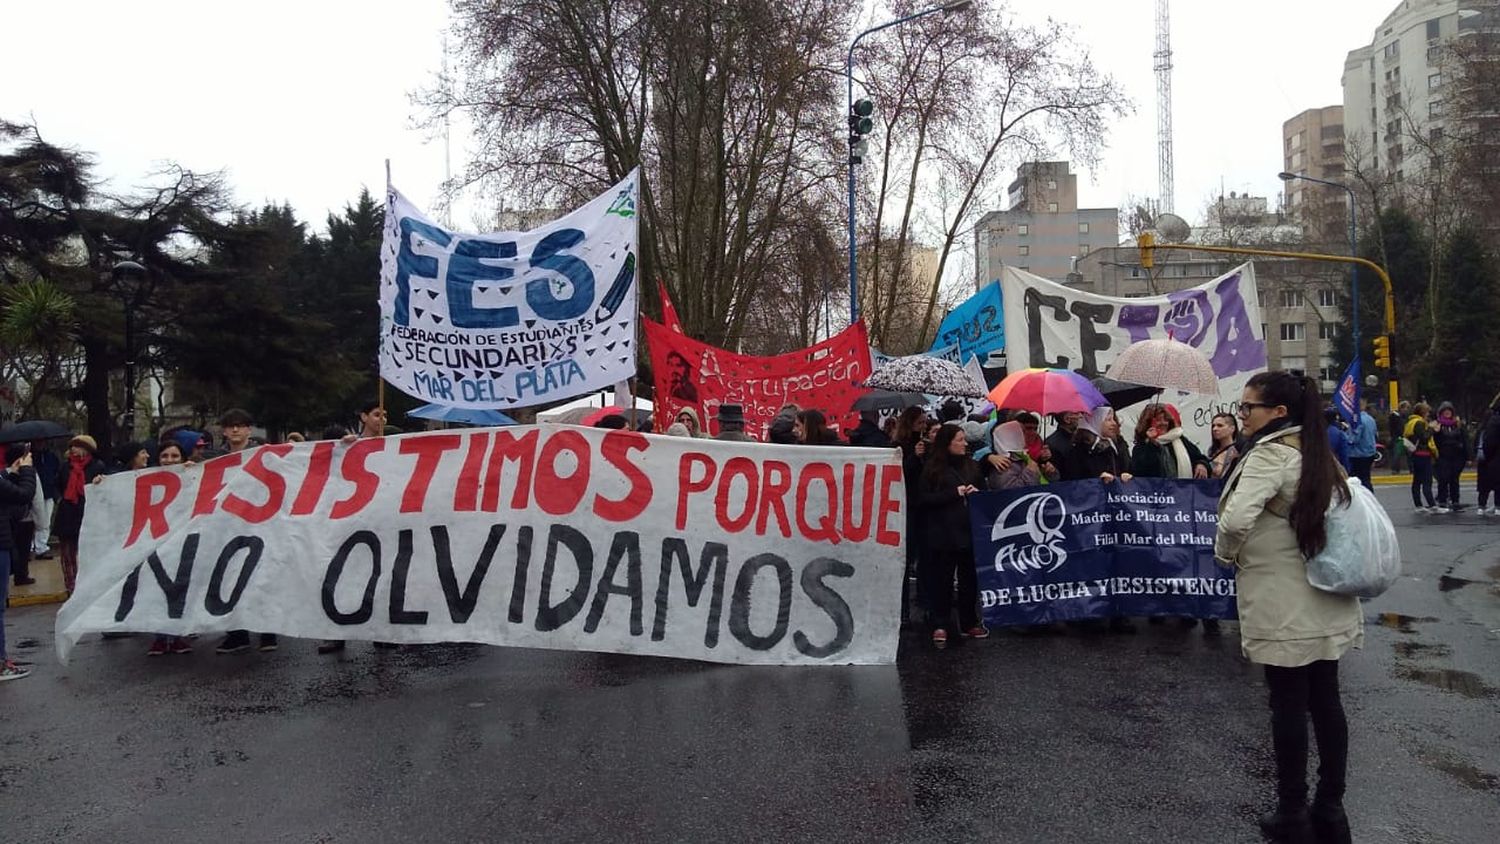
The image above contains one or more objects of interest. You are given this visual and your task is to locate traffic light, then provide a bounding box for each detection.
[848,99,874,164]
[1138,232,1155,269]
[1372,335,1391,369]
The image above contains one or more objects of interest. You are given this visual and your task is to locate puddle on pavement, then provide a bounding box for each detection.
[1438,575,1481,592]
[1420,750,1500,793]
[1396,666,1499,699]
[14,638,39,649]
[1393,641,1452,659]
[1373,613,1437,633]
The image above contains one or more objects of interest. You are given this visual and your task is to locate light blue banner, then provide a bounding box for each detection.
[932,281,1004,362]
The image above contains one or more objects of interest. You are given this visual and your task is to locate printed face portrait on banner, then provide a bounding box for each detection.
[379,171,639,409]
[1001,264,1268,447]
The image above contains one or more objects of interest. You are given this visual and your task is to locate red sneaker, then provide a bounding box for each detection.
[931,629,949,648]
[170,638,193,655]
[146,638,168,657]
[963,625,990,640]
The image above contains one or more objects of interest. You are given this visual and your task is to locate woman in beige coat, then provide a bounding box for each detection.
[1215,371,1361,844]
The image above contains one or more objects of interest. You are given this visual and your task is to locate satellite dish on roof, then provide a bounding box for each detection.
[1154,212,1191,243]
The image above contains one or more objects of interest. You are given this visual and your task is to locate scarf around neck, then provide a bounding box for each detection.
[63,454,89,504]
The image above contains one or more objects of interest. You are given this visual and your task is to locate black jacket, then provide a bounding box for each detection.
[54,457,108,542]
[847,420,893,448]
[1044,427,1078,473]
[917,455,979,553]
[0,467,37,554]
[1433,422,1469,465]
[1061,438,1131,481]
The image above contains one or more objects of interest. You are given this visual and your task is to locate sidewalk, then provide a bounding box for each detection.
[7,554,68,607]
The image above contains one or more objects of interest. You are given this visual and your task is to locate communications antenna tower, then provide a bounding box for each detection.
[1154,0,1175,214]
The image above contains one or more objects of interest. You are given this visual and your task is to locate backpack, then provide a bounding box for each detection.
[1305,477,1401,598]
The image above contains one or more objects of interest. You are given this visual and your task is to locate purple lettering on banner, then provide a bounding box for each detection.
[1164,288,1214,346]
[1116,304,1161,343]
[1208,273,1268,377]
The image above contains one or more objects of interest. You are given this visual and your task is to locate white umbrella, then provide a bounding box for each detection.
[1105,338,1220,395]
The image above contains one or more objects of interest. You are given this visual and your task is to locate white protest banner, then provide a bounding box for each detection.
[1001,264,1268,446]
[56,428,905,666]
[381,172,639,409]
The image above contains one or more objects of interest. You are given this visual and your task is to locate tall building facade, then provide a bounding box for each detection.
[1281,106,1350,247]
[974,162,1119,286]
[1342,0,1465,182]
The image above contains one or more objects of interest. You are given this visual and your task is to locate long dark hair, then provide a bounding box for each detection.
[1246,371,1349,558]
[797,409,837,445]
[922,423,973,487]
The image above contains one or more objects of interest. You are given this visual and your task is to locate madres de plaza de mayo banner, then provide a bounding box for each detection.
[55,428,905,666]
[380,171,639,409]
[644,319,872,439]
[1001,264,1268,446]
[967,478,1235,627]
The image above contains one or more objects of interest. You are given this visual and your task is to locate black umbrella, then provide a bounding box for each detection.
[1090,377,1159,410]
[851,390,928,412]
[0,420,71,445]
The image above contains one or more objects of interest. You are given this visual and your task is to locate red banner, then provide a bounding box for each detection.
[643,319,873,439]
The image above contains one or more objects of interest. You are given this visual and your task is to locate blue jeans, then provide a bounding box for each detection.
[1411,456,1436,507]
[0,549,10,659]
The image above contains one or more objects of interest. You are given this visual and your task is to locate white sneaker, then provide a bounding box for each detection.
[1435,506,1452,514]
[1416,506,1430,513]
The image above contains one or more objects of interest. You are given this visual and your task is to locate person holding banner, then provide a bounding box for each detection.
[918,424,986,647]
[146,441,193,657]
[54,435,106,595]
[213,408,280,655]
[1215,371,1360,844]
[320,403,400,655]
[1060,408,1133,484]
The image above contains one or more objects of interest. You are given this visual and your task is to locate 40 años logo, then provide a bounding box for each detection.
[989,492,1069,574]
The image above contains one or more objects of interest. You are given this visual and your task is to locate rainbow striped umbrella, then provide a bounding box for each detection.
[986,368,1109,414]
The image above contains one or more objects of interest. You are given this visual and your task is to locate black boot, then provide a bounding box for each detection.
[1258,804,1314,842]
[1310,801,1351,844]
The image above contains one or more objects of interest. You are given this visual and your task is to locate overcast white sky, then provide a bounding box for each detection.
[3,0,1389,235]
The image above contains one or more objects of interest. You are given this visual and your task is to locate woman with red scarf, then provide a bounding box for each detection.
[53,435,106,594]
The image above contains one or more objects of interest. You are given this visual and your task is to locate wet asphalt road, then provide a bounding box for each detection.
[2,484,1498,843]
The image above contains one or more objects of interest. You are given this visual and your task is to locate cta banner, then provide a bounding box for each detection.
[56,428,905,666]
[380,172,639,409]
[643,319,872,439]
[967,478,1235,627]
[932,280,1004,362]
[1001,264,1267,446]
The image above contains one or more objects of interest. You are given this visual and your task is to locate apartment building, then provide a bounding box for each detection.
[974,162,1119,286]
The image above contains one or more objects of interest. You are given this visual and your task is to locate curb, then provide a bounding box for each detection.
[1370,472,1477,487]
[8,591,68,608]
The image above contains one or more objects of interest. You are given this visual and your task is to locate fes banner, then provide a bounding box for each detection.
[968,478,1235,627]
[644,320,873,439]
[1001,264,1267,446]
[56,428,905,666]
[380,172,639,409]
[932,281,1005,362]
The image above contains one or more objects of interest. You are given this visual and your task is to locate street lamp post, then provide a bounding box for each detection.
[111,259,146,443]
[846,0,973,326]
[1279,171,1359,352]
